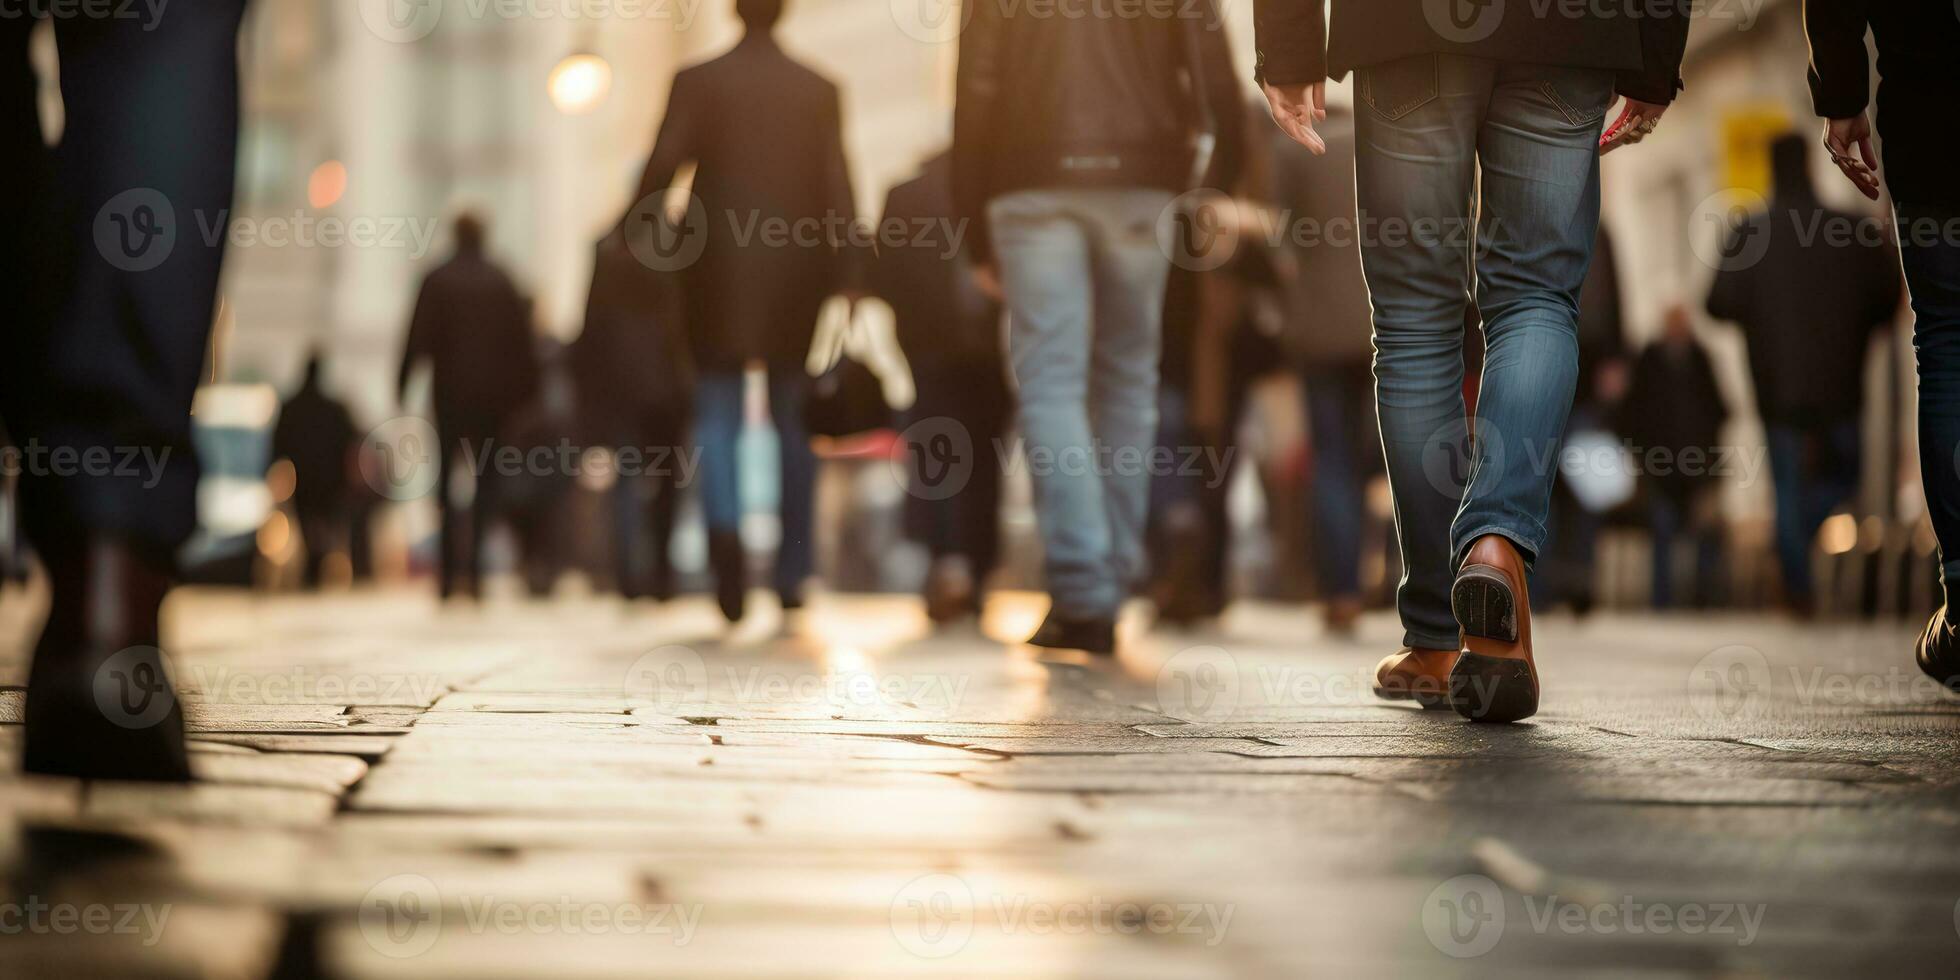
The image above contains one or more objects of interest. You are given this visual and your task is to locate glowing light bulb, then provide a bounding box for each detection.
[548,53,611,115]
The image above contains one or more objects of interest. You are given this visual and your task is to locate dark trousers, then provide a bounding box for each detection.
[905,361,1012,577]
[1303,364,1378,598]
[294,502,345,589]
[1765,420,1862,601]
[604,413,687,599]
[1898,202,1960,592]
[0,2,247,564]
[435,413,502,599]
[1149,382,1247,605]
[1648,484,1721,609]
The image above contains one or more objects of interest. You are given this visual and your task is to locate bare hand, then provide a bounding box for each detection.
[972,263,1004,302]
[1823,113,1881,201]
[1600,97,1667,155]
[1262,81,1327,155]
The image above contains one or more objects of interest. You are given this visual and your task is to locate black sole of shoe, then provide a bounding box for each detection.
[1452,566,1517,643]
[1447,652,1537,723]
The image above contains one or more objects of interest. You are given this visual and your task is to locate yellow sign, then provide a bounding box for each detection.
[1719,106,1793,196]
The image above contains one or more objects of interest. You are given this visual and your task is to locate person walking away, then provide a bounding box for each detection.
[624,0,859,624]
[1704,133,1901,617]
[1265,104,1380,634]
[3,0,250,780]
[1623,305,1729,609]
[272,354,360,589]
[572,228,693,602]
[398,212,541,600]
[954,0,1242,654]
[872,151,1011,624]
[1804,0,1960,684]
[1256,0,1690,720]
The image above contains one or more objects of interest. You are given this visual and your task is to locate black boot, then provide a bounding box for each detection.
[23,536,193,782]
[708,529,747,623]
[1027,609,1116,655]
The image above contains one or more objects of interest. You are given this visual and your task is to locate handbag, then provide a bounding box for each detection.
[803,297,893,439]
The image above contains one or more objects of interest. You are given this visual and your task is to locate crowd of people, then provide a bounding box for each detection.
[5,0,1960,780]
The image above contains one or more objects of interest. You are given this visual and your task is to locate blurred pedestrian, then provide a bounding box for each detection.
[1705,133,1901,616]
[1623,306,1729,609]
[872,151,1010,624]
[954,0,1241,654]
[398,212,541,600]
[625,0,859,624]
[272,354,359,589]
[573,228,694,602]
[1257,0,1689,721]
[1264,105,1380,634]
[1537,226,1632,615]
[3,0,249,780]
[1805,0,1960,683]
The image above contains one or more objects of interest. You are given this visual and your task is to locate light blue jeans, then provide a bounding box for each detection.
[990,188,1176,618]
[1354,54,1613,650]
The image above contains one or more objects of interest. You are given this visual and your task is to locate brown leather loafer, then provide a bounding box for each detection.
[1372,647,1457,709]
[1449,534,1539,723]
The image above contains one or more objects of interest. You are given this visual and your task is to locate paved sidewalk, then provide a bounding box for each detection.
[2,586,1958,977]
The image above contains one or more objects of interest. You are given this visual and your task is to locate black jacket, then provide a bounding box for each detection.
[1623,337,1728,498]
[571,236,693,429]
[1804,0,1960,209]
[869,153,1001,371]
[273,365,358,512]
[952,0,1244,263]
[399,247,540,424]
[1253,0,1690,104]
[632,32,859,371]
[1705,155,1902,428]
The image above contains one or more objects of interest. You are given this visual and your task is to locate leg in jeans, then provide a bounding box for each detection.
[1353,54,1489,652]
[1086,191,1175,596]
[1648,489,1682,610]
[1764,424,1814,601]
[767,366,816,600]
[692,372,746,535]
[1455,61,1611,565]
[1898,202,1960,604]
[993,189,1172,618]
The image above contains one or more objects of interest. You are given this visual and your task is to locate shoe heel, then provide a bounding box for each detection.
[1448,652,1537,723]
[1452,566,1517,642]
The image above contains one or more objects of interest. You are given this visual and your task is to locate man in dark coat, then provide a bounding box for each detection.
[1706,134,1901,614]
[398,212,541,600]
[1623,306,1729,609]
[872,151,1009,623]
[572,229,693,602]
[272,354,360,589]
[625,0,858,622]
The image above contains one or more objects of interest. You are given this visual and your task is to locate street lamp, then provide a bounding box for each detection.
[548,50,611,116]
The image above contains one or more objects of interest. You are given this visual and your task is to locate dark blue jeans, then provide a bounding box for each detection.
[1304,366,1375,598]
[1354,54,1613,649]
[693,368,815,596]
[1897,202,1960,593]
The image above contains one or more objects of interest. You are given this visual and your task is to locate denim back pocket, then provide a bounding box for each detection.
[1538,68,1614,128]
[1359,55,1439,122]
